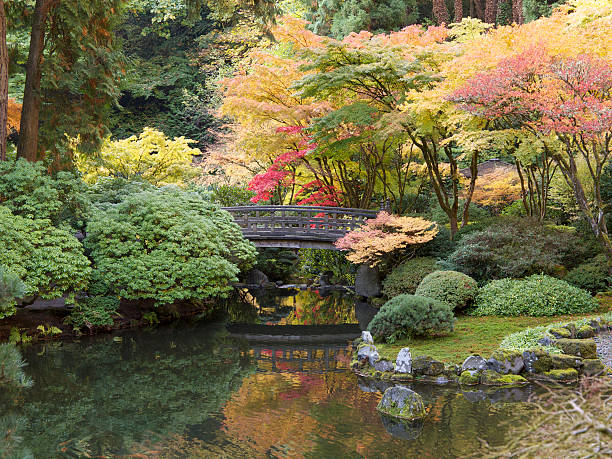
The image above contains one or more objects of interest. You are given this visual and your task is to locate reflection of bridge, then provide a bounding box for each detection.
[222,205,377,249]
[242,344,352,374]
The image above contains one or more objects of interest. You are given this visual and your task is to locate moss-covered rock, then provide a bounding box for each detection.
[522,349,553,373]
[376,386,427,420]
[576,325,595,339]
[554,339,597,359]
[488,350,525,374]
[582,359,605,376]
[551,354,583,370]
[549,327,572,339]
[412,355,445,376]
[542,368,579,381]
[480,370,528,386]
[458,370,480,386]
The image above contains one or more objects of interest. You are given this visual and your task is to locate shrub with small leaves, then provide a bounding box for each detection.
[368,294,455,343]
[67,296,120,330]
[0,207,91,304]
[0,266,26,320]
[415,270,478,311]
[472,275,598,317]
[382,257,438,298]
[84,188,257,305]
[564,254,610,294]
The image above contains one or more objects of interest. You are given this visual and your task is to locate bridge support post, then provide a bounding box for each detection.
[355,264,382,298]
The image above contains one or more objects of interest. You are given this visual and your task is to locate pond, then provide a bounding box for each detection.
[1,290,536,458]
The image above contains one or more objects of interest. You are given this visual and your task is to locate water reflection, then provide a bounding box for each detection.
[0,310,535,458]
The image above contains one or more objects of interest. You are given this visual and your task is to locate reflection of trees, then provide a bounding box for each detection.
[4,322,254,457]
[280,290,356,325]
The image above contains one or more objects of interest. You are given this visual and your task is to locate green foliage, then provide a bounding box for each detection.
[67,296,120,330]
[472,275,598,317]
[564,254,611,294]
[84,188,256,305]
[523,0,563,22]
[306,0,418,38]
[415,270,478,311]
[86,177,156,211]
[0,207,91,302]
[0,266,26,320]
[446,218,591,283]
[0,159,90,230]
[255,249,299,283]
[210,184,255,207]
[382,257,438,298]
[368,294,455,343]
[0,344,32,389]
[298,248,356,285]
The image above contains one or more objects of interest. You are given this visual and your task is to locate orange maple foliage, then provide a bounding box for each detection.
[7,99,21,132]
[468,167,522,213]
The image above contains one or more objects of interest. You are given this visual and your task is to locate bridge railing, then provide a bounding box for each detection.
[221,205,378,242]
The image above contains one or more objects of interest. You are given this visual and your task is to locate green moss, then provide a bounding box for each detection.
[554,339,597,359]
[543,368,579,381]
[480,370,528,386]
[582,359,605,376]
[576,325,595,339]
[549,327,572,338]
[532,354,554,373]
[551,354,583,370]
[459,370,479,386]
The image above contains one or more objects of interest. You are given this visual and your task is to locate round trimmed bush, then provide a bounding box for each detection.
[471,275,598,317]
[564,254,610,294]
[382,257,438,298]
[368,294,455,343]
[415,270,478,311]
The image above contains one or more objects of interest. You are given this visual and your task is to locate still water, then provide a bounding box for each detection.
[2,290,534,458]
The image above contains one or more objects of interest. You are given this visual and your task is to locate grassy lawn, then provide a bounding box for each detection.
[375,312,608,364]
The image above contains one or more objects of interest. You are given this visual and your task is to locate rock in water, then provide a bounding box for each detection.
[373,359,394,372]
[361,331,374,344]
[395,348,412,374]
[380,415,424,441]
[462,355,487,372]
[355,264,381,298]
[357,344,380,365]
[377,386,427,421]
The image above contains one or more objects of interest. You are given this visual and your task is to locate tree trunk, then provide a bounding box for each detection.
[17,0,56,162]
[454,0,464,22]
[0,1,7,161]
[512,0,524,24]
[474,0,485,20]
[484,0,498,23]
[432,0,450,25]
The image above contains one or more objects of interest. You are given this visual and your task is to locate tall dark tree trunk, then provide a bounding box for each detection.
[512,0,524,24]
[17,0,56,161]
[0,1,7,161]
[454,0,464,22]
[485,0,498,23]
[474,0,485,20]
[432,0,450,24]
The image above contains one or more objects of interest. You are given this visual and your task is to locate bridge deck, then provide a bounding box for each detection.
[222,205,377,249]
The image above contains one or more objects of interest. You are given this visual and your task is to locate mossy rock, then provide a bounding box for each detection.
[576,325,595,339]
[549,327,572,339]
[412,355,445,376]
[582,359,605,376]
[376,386,427,421]
[458,370,479,386]
[551,354,583,370]
[480,370,528,386]
[554,339,597,359]
[542,368,579,382]
[532,354,554,373]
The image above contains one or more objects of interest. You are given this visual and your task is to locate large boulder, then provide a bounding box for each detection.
[480,370,528,386]
[395,348,412,374]
[355,264,381,298]
[542,368,579,382]
[245,269,269,287]
[488,350,525,374]
[554,339,597,359]
[458,370,480,386]
[376,386,427,420]
[412,355,445,376]
[522,349,553,373]
[357,344,380,366]
[361,331,374,344]
[551,354,583,370]
[462,355,487,372]
[372,359,395,372]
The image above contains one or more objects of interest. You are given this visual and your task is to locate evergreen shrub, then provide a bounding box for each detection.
[382,257,438,298]
[415,270,478,311]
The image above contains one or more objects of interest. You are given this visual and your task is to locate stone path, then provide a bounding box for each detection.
[594,331,612,368]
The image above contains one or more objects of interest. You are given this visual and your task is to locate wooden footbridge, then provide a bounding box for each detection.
[222,205,377,249]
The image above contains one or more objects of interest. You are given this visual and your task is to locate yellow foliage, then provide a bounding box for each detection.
[469,166,522,212]
[7,99,21,132]
[73,128,201,186]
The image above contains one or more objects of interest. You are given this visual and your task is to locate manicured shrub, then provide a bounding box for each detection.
[0,158,90,229]
[382,257,438,298]
[67,296,120,330]
[471,275,598,317]
[210,184,255,207]
[0,266,26,320]
[415,270,478,311]
[84,188,257,305]
[0,207,91,304]
[564,254,610,294]
[447,218,591,283]
[368,294,455,343]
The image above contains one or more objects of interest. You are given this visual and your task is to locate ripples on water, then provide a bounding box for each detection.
[0,291,536,458]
